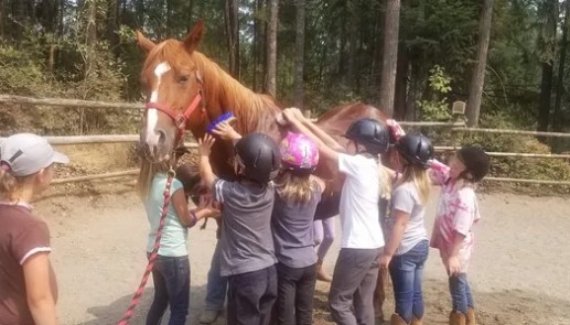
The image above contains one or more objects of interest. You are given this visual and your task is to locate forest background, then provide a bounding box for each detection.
[0,0,569,191]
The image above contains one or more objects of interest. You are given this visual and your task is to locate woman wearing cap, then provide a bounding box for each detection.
[378,132,434,325]
[0,133,70,325]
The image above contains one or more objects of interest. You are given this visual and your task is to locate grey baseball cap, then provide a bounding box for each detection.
[0,133,69,177]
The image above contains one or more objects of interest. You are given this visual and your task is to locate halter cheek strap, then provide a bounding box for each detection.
[145,91,204,136]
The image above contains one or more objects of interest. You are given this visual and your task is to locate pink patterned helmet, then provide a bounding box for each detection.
[279,132,319,170]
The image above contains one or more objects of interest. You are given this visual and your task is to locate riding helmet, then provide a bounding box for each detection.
[345,118,390,154]
[457,146,490,182]
[395,133,434,169]
[234,132,281,184]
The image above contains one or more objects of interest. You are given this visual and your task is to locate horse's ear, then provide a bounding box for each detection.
[183,19,205,54]
[136,30,156,53]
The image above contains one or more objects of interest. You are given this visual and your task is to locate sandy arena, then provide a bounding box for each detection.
[37,185,569,325]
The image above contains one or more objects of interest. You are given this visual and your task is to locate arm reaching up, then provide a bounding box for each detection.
[281,108,345,165]
[428,158,450,186]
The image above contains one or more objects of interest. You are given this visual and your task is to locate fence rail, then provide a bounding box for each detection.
[2,94,570,186]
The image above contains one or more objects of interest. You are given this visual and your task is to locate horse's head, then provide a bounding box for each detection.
[136,20,207,162]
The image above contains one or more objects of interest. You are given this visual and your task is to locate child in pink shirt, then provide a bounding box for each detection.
[429,146,490,325]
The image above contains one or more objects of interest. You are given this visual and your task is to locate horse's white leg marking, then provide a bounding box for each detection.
[146,62,171,146]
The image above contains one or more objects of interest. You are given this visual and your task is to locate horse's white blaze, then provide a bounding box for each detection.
[146,62,171,145]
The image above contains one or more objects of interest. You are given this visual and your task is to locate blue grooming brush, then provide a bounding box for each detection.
[206,112,235,134]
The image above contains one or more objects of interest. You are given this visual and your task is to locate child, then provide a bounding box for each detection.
[428,145,490,325]
[281,108,388,325]
[271,132,325,325]
[137,157,220,325]
[199,122,281,325]
[379,133,434,325]
[0,133,69,325]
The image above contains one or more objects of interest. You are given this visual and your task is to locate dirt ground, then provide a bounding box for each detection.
[32,182,570,325]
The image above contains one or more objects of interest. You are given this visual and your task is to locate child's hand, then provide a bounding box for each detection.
[386,119,406,141]
[198,194,221,219]
[212,119,241,141]
[198,134,215,157]
[379,253,392,271]
[444,255,462,276]
[282,107,303,123]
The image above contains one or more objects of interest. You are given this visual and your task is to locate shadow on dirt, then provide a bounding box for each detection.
[76,284,212,325]
[312,278,569,325]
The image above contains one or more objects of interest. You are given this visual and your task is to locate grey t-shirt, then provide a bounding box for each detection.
[387,181,428,256]
[213,179,277,276]
[271,183,322,268]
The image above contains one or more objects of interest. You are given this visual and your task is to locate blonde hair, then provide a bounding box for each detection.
[0,169,36,201]
[275,171,314,205]
[136,160,173,199]
[397,164,431,204]
[379,164,392,200]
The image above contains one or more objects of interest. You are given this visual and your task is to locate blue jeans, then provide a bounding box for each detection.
[449,273,474,315]
[146,255,190,325]
[204,239,228,311]
[388,240,429,323]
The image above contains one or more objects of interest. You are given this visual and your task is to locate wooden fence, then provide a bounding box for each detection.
[1,95,570,186]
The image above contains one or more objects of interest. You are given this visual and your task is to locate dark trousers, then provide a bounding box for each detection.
[276,262,317,325]
[227,265,278,325]
[449,273,474,315]
[388,240,429,323]
[146,255,190,325]
[329,248,382,325]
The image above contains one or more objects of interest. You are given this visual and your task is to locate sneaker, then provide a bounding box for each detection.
[199,309,221,324]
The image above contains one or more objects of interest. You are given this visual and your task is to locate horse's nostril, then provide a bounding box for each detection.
[157,130,166,145]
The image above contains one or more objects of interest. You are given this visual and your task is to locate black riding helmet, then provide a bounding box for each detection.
[234,133,281,184]
[345,118,389,155]
[395,133,434,169]
[457,146,490,182]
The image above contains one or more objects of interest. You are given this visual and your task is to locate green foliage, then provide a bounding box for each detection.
[418,66,453,121]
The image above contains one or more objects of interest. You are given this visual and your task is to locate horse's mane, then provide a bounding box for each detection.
[143,40,282,136]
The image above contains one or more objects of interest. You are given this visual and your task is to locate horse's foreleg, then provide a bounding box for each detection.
[200,217,209,230]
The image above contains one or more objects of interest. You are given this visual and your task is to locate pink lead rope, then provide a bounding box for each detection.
[117,170,175,325]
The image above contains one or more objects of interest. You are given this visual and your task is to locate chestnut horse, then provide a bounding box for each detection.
[136,20,392,320]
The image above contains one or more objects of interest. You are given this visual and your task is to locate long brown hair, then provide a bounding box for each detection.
[274,170,314,205]
[136,160,173,199]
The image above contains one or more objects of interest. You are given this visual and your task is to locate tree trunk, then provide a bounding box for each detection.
[465,0,495,127]
[0,0,4,40]
[253,0,262,91]
[537,0,558,141]
[553,0,570,132]
[405,61,424,121]
[346,4,357,89]
[106,0,120,56]
[86,0,97,79]
[265,0,279,97]
[394,43,409,119]
[293,0,305,109]
[378,0,401,117]
[224,0,240,78]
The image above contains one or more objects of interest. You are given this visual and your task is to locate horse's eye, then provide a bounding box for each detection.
[178,75,190,84]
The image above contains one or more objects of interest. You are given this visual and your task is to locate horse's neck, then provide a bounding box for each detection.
[195,52,281,137]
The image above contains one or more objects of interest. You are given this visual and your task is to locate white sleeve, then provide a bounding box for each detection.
[338,153,361,177]
[212,179,226,204]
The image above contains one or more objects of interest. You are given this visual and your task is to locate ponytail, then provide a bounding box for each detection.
[0,166,18,200]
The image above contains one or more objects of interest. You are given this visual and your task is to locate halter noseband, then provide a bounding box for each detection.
[145,91,204,138]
